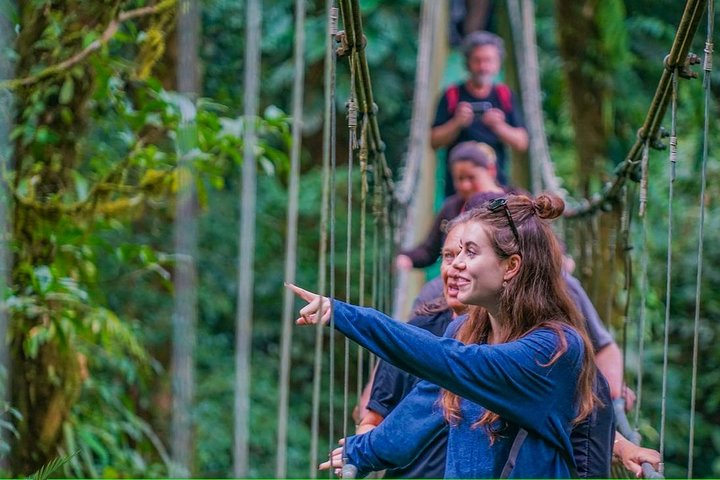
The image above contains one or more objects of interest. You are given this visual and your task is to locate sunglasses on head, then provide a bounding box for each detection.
[487,198,520,244]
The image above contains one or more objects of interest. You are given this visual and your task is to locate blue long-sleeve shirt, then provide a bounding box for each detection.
[331,300,583,478]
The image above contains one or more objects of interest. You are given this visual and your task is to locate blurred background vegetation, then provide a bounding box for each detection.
[0,0,718,477]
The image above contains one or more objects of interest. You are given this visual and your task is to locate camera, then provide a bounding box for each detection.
[470,101,493,115]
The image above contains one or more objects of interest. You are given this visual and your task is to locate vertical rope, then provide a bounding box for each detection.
[634,141,650,429]
[234,0,261,476]
[171,99,199,479]
[368,150,382,374]
[309,100,330,480]
[276,0,306,475]
[382,183,393,315]
[326,4,339,478]
[589,214,600,306]
[620,183,636,404]
[367,131,382,319]
[688,3,713,475]
[375,152,386,317]
[659,68,678,462]
[356,117,369,407]
[171,0,200,476]
[0,4,15,470]
[309,4,337,478]
[341,49,358,469]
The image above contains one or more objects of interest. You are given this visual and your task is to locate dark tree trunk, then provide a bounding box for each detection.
[554,0,625,323]
[9,1,123,474]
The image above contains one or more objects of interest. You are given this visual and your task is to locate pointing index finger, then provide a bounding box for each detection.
[285,282,318,302]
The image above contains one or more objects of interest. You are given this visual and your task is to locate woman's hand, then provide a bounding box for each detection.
[615,436,662,478]
[285,283,332,325]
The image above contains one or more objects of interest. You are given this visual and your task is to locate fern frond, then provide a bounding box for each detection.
[29,450,79,480]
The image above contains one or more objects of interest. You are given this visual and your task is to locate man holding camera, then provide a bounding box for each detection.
[431,31,528,195]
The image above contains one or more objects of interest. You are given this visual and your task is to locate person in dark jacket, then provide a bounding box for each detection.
[396,141,504,270]
[356,222,468,478]
[289,193,613,478]
[430,31,528,191]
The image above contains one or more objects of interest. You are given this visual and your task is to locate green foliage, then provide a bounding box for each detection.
[7,0,719,478]
[201,0,420,170]
[6,0,291,474]
[538,2,719,476]
[29,450,78,480]
[0,392,21,460]
[624,117,720,477]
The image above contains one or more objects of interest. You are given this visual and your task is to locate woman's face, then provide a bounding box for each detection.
[451,221,507,311]
[441,224,466,314]
[451,160,486,201]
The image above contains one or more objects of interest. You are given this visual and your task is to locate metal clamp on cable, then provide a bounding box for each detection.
[335,31,367,57]
[663,52,701,79]
[680,52,701,79]
[636,126,668,153]
[335,31,351,57]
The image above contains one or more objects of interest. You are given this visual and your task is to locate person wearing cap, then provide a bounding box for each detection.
[431,31,528,194]
[396,141,504,271]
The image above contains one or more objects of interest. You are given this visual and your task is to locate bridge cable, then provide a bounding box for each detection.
[276,0,307,475]
[659,66,679,465]
[309,3,338,477]
[688,0,713,475]
[341,43,359,476]
[234,0,261,475]
[633,140,650,430]
[327,2,339,477]
[357,116,370,411]
[565,0,707,218]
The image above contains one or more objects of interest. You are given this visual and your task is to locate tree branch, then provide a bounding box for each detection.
[8,135,174,216]
[1,0,176,90]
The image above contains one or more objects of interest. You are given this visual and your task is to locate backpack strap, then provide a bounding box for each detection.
[446,84,461,115]
[495,83,513,114]
[500,428,528,478]
[500,428,579,478]
[447,83,513,116]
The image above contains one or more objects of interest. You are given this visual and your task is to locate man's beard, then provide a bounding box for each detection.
[471,73,494,87]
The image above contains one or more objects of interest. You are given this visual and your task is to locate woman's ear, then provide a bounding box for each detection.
[504,254,522,281]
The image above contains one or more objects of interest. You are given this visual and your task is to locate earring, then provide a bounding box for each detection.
[502,280,508,289]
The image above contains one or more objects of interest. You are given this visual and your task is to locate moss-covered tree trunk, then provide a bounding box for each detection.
[9,1,123,473]
[554,0,627,322]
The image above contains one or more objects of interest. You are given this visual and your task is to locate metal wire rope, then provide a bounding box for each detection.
[309,4,338,477]
[565,0,707,218]
[633,141,650,431]
[234,0,261,475]
[326,2,339,477]
[688,0,714,475]
[357,116,370,409]
[276,0,307,475]
[659,66,679,463]
[341,43,359,477]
